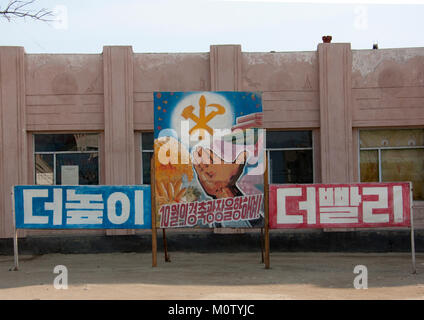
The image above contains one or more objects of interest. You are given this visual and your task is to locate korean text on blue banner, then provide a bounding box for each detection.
[13,185,152,229]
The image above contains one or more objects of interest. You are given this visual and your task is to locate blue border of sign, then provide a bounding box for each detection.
[14,185,152,229]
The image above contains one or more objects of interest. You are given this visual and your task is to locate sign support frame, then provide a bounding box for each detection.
[260,228,264,263]
[163,228,171,262]
[264,151,270,269]
[11,189,19,271]
[410,183,416,274]
[151,157,158,267]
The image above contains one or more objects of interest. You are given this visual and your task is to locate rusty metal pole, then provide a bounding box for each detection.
[264,151,270,269]
[151,157,157,267]
[260,227,264,264]
[163,228,171,262]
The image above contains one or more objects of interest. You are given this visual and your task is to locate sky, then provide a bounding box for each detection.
[0,0,423,53]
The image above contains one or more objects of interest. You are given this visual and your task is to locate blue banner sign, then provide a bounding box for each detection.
[14,185,151,229]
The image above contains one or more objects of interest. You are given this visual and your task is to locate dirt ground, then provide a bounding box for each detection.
[0,252,423,300]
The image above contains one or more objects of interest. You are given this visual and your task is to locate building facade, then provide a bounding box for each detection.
[1,43,424,239]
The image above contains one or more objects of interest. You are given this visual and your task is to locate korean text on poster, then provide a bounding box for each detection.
[160,194,263,228]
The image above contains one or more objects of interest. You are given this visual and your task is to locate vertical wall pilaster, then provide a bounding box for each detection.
[210,45,242,91]
[103,46,135,235]
[318,43,353,183]
[210,45,243,234]
[0,47,27,238]
[103,46,135,185]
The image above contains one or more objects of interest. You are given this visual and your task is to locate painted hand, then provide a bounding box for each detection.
[192,147,247,199]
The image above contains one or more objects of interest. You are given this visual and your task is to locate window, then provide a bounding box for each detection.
[141,132,154,184]
[359,129,424,200]
[34,133,99,185]
[266,131,313,184]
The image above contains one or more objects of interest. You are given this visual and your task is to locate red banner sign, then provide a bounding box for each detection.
[270,183,412,229]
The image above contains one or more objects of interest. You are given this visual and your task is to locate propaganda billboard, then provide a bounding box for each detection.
[153,91,264,228]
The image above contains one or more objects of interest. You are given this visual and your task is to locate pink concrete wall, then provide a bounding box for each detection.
[0,44,424,238]
[352,48,424,127]
[26,54,104,131]
[133,52,210,131]
[242,51,319,129]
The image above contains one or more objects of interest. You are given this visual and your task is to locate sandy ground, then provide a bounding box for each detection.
[0,252,423,300]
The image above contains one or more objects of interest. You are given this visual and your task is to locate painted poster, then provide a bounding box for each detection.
[154,91,264,228]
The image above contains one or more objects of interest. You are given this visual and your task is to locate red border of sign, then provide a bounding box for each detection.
[269,182,412,229]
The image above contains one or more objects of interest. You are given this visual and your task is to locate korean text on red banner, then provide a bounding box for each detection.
[270,183,412,229]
